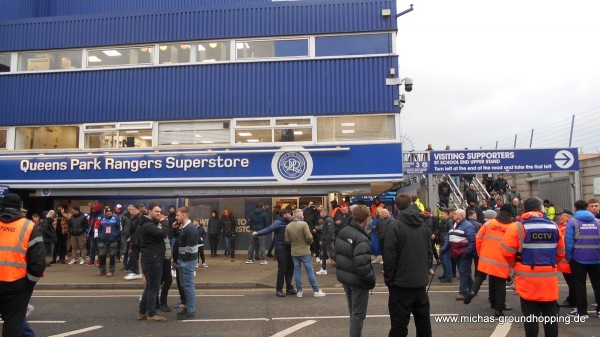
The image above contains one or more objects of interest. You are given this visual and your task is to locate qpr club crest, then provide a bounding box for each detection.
[271,148,313,183]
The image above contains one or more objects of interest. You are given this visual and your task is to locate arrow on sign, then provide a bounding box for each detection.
[554,150,574,169]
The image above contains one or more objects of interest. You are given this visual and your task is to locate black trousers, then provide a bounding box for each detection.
[562,272,576,305]
[0,279,34,337]
[471,272,507,310]
[569,260,600,315]
[520,298,558,337]
[208,234,220,255]
[387,286,432,337]
[275,249,294,292]
[159,259,173,305]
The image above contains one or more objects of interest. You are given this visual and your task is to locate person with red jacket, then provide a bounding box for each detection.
[500,197,565,337]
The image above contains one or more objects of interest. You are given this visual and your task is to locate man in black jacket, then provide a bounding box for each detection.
[383,193,432,337]
[335,205,376,337]
[137,203,169,322]
[438,177,451,208]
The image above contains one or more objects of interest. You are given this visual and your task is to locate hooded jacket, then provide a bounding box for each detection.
[41,210,57,244]
[256,215,291,251]
[248,208,269,231]
[566,210,600,264]
[383,204,432,289]
[335,221,376,289]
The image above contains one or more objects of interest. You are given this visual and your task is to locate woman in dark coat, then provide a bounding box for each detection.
[207,210,221,257]
[220,209,237,260]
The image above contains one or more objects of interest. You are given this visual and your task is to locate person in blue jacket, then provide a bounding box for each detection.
[96,207,121,277]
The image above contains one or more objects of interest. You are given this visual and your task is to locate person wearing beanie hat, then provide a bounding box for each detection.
[0,193,46,337]
[464,202,515,317]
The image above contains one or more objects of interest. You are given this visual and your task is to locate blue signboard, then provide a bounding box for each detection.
[0,185,9,196]
[0,144,403,188]
[428,148,579,174]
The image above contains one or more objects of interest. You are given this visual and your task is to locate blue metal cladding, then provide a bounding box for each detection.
[0,0,397,52]
[0,57,399,126]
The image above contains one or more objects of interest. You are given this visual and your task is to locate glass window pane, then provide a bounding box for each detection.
[158,121,230,146]
[197,41,230,63]
[0,53,10,73]
[237,39,308,59]
[317,115,396,142]
[86,124,116,130]
[235,120,270,127]
[87,46,153,68]
[15,126,79,150]
[316,33,391,57]
[235,129,272,144]
[0,129,7,149]
[158,44,192,64]
[275,118,311,126]
[119,122,152,129]
[17,50,82,71]
[121,130,152,148]
[85,131,119,148]
[275,128,312,142]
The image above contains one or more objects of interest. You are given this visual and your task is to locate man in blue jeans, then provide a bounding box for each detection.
[440,209,476,301]
[137,203,169,322]
[174,206,199,320]
[284,209,326,298]
[436,208,453,283]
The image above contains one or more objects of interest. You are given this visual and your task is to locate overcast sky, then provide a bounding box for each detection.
[396,0,600,152]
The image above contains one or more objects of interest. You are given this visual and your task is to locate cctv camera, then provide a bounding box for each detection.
[400,94,406,103]
[403,78,413,92]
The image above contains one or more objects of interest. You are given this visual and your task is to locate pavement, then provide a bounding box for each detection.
[36,252,384,291]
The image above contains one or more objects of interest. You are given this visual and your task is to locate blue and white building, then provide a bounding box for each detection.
[0,0,405,236]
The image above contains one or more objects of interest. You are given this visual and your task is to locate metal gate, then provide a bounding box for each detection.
[538,175,574,211]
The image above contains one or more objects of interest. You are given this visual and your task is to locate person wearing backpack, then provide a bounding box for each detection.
[500,197,564,337]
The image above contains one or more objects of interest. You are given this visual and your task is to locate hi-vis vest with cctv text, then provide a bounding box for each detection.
[517,221,559,267]
[0,218,33,282]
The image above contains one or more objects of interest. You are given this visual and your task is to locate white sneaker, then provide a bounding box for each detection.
[68,259,77,265]
[260,260,268,265]
[316,269,327,275]
[26,304,34,318]
[202,263,208,268]
[316,257,321,263]
[171,270,177,278]
[79,258,85,265]
[246,260,254,264]
[193,271,196,276]
[124,273,143,280]
[296,291,303,298]
[314,290,326,297]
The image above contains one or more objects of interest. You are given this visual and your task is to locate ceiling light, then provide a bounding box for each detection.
[102,50,122,57]
[247,139,260,143]
[200,140,214,144]
[140,47,148,52]
[209,42,218,49]
[171,141,180,145]
[341,122,355,127]
[236,42,249,49]
[125,130,138,134]
[238,132,252,137]
[293,131,303,135]
[341,130,355,134]
[88,56,102,63]
[159,45,168,51]
[197,45,206,51]
[140,136,153,140]
[180,44,190,49]
[194,134,203,138]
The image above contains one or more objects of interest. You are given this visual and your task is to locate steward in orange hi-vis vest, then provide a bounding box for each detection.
[0,193,46,337]
[463,205,515,316]
[499,197,564,337]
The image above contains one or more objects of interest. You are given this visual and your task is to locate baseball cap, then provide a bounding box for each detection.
[556,209,573,216]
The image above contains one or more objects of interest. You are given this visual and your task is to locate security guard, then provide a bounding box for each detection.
[464,204,514,317]
[500,196,564,337]
[0,193,46,337]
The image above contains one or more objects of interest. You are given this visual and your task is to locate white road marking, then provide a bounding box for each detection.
[272,313,457,320]
[33,294,243,298]
[490,322,512,337]
[47,325,103,337]
[270,320,317,337]
[27,320,66,324]
[182,318,270,322]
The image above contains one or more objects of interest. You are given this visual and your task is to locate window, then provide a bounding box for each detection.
[83,122,152,148]
[234,117,313,144]
[0,129,7,149]
[18,50,82,71]
[236,39,309,60]
[316,33,392,57]
[316,115,396,142]
[196,41,230,63]
[158,121,231,146]
[158,43,192,64]
[15,126,79,150]
[0,53,10,73]
[87,46,153,68]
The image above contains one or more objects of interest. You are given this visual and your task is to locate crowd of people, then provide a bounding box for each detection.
[2,185,600,336]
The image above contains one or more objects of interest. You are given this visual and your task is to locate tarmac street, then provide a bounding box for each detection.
[6,255,600,336]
